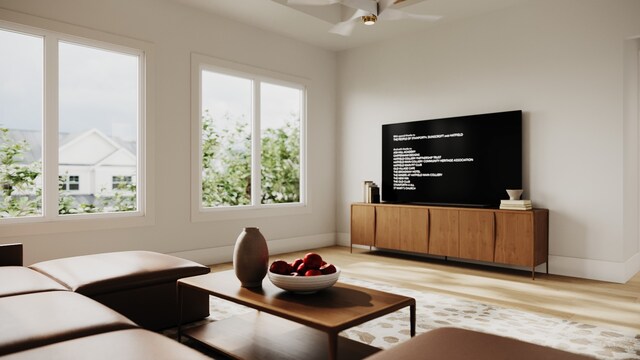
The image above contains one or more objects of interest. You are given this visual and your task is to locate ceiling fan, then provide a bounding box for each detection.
[287,0,442,36]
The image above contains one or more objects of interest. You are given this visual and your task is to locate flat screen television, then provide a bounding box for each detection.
[381,110,522,207]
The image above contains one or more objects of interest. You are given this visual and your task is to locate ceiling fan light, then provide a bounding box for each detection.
[362,14,377,25]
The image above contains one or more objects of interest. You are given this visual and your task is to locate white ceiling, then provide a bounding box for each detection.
[174,0,531,51]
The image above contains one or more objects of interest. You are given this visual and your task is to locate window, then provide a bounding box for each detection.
[193,55,306,217]
[0,21,145,221]
[59,175,80,191]
[112,176,133,190]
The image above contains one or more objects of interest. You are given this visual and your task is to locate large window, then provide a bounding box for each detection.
[0,22,144,221]
[194,56,305,215]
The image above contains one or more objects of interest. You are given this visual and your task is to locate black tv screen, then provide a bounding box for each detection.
[381,110,522,207]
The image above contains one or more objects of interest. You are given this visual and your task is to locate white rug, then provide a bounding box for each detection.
[179,277,640,359]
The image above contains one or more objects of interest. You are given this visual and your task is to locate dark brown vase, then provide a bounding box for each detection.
[233,227,269,288]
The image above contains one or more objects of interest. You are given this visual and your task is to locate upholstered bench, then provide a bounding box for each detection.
[1,329,211,360]
[0,291,137,356]
[29,251,211,330]
[365,327,593,360]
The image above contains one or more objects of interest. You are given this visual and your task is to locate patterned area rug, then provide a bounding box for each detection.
[171,277,640,359]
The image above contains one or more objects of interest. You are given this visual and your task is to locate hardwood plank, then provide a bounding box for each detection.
[217,246,640,334]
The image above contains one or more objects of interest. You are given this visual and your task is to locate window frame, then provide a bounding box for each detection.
[0,10,155,235]
[191,53,309,222]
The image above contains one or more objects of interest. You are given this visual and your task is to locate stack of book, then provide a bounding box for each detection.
[363,181,380,203]
[499,199,532,210]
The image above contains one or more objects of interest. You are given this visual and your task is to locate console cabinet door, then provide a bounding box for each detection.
[399,207,429,253]
[375,206,400,250]
[459,210,495,262]
[495,212,533,266]
[428,209,459,257]
[351,205,375,246]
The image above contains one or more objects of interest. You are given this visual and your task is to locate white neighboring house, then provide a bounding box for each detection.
[6,128,136,200]
[58,128,137,197]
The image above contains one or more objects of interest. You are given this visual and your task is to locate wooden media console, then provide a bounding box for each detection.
[351,203,549,279]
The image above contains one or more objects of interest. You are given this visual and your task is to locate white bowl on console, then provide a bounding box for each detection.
[268,267,341,294]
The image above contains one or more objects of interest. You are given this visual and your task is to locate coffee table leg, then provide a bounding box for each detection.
[328,331,338,360]
[410,303,416,337]
[177,284,184,342]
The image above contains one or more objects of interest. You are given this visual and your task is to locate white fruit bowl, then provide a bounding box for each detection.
[268,267,341,294]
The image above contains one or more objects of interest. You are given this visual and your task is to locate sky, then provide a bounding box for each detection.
[0,28,139,142]
[1,26,300,145]
[201,70,302,132]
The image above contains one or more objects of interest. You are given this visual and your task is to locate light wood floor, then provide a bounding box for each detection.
[211,246,640,334]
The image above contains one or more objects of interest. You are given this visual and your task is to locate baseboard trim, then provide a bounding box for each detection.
[168,233,337,266]
[549,254,640,283]
[336,232,639,283]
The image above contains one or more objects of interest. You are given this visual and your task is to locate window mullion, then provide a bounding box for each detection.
[251,79,261,207]
[43,35,59,220]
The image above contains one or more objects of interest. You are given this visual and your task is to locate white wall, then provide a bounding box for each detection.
[0,0,337,265]
[336,0,640,282]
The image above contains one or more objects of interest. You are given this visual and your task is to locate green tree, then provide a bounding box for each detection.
[0,127,41,217]
[100,183,136,212]
[261,118,300,204]
[200,110,300,207]
[201,110,252,207]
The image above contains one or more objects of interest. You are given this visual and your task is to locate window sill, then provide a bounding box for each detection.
[0,211,154,237]
[191,203,311,222]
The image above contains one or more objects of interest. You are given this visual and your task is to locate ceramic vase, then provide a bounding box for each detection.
[233,227,269,288]
[506,189,523,200]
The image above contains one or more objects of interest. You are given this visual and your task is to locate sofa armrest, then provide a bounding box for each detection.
[0,243,23,266]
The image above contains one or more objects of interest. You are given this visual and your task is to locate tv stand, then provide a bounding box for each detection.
[350,203,548,279]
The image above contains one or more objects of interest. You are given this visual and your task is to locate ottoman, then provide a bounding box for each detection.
[29,251,211,330]
[364,327,593,360]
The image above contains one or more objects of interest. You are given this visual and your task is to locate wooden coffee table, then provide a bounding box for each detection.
[177,270,416,360]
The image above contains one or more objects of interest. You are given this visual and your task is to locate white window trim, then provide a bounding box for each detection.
[190,53,310,222]
[0,9,155,236]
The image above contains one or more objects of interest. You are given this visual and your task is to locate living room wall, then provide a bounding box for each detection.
[335,0,640,282]
[0,0,337,265]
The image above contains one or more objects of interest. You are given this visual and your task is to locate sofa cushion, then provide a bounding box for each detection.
[0,266,67,298]
[0,291,137,356]
[364,327,593,360]
[29,251,210,296]
[1,329,210,360]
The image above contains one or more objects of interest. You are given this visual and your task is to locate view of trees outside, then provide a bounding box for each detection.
[0,28,140,219]
[0,128,42,217]
[260,82,301,204]
[200,70,302,207]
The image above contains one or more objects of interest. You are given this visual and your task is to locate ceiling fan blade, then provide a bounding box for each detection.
[329,9,367,36]
[341,0,378,15]
[287,0,341,5]
[329,19,358,36]
[378,8,442,21]
[378,0,396,13]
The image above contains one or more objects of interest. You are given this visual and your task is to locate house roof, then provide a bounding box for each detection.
[3,128,136,166]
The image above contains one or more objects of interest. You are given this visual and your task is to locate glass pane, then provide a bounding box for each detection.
[201,70,252,207]
[0,29,43,218]
[260,82,301,204]
[58,41,139,214]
